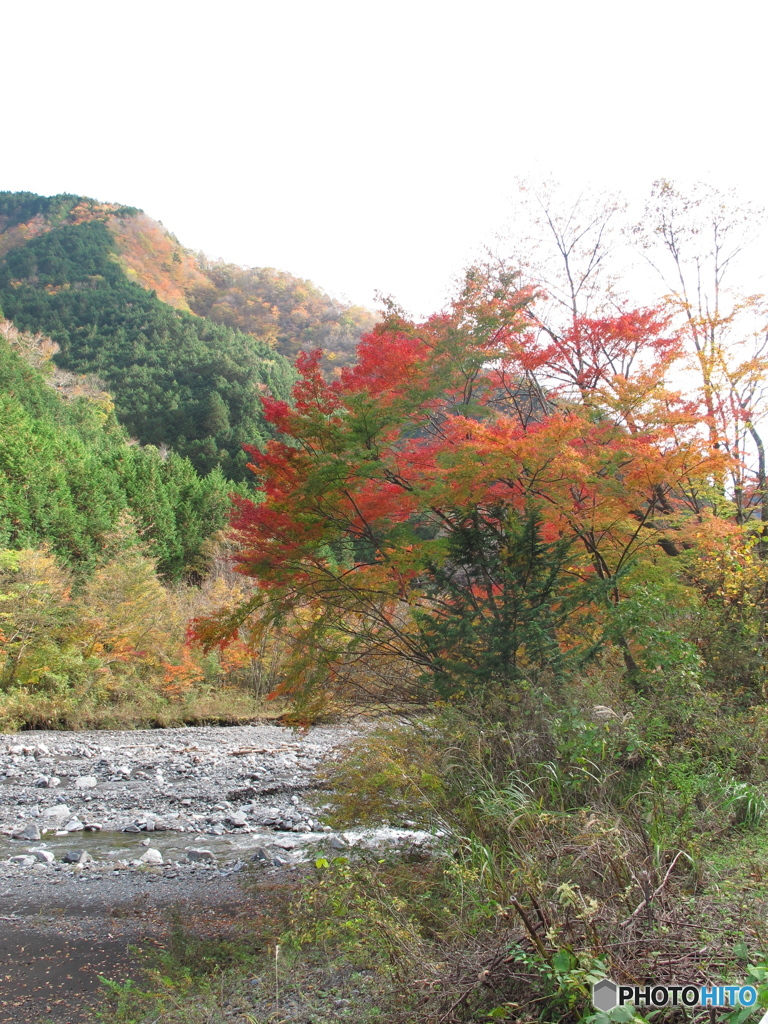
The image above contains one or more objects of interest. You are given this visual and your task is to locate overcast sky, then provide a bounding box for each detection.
[3,0,765,316]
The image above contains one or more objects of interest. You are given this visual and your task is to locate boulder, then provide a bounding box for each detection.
[12,823,41,842]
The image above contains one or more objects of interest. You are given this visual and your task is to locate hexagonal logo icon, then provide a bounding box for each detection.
[592,979,618,1012]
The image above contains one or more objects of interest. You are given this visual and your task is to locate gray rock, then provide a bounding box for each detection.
[33,776,51,788]
[9,855,36,868]
[225,811,248,827]
[28,848,55,863]
[64,819,84,832]
[186,848,216,863]
[74,776,98,790]
[272,855,290,867]
[13,823,41,841]
[139,848,163,865]
[83,823,102,832]
[122,824,142,833]
[62,849,92,865]
[329,835,348,850]
[42,804,69,818]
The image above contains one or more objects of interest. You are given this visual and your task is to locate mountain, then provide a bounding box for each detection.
[0,192,376,478]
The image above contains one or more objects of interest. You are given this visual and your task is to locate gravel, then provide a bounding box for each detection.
[1,721,434,880]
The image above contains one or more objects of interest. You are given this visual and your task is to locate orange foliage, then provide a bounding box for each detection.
[162,645,205,697]
[109,213,210,310]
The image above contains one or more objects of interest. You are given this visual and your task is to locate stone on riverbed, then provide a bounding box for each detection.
[186,848,216,863]
[139,848,163,865]
[12,823,41,841]
[62,849,92,865]
[74,776,98,790]
[42,804,69,818]
[28,848,55,863]
[9,855,36,868]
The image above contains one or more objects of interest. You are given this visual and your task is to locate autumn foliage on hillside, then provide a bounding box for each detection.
[110,213,210,310]
[188,259,377,369]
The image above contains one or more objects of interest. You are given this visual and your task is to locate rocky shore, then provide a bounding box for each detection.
[0,721,433,1023]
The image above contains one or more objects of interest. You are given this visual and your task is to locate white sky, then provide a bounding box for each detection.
[3,0,766,317]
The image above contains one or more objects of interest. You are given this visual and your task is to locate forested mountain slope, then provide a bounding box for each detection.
[0,319,229,577]
[0,193,376,478]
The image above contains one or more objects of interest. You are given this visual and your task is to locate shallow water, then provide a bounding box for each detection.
[1,824,435,866]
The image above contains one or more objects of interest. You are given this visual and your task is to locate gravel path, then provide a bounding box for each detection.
[0,722,396,1023]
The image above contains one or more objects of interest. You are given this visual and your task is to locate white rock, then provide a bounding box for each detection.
[9,855,36,868]
[42,804,70,818]
[64,819,84,832]
[139,848,163,865]
[28,849,55,864]
[185,848,216,863]
[74,776,98,790]
[13,823,41,841]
